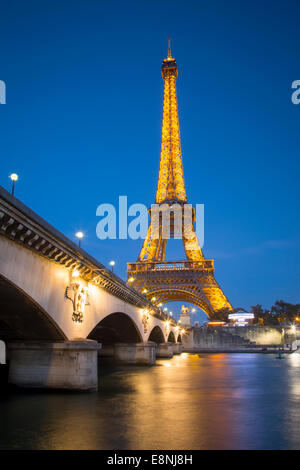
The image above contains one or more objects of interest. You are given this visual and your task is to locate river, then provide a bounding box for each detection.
[1,352,300,450]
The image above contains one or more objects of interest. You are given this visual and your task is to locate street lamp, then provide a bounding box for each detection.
[9,173,18,196]
[109,260,115,272]
[291,324,297,348]
[75,231,84,248]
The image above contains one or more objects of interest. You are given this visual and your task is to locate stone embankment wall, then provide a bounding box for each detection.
[182,327,254,350]
[225,326,282,345]
[182,325,300,351]
[226,325,300,345]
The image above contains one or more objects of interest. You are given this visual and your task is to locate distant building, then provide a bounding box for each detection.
[206,321,226,327]
[228,311,254,326]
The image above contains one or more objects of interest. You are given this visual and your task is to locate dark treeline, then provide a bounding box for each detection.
[250,301,300,325]
[211,301,300,325]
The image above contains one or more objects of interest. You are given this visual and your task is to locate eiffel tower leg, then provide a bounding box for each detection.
[200,276,232,313]
[182,223,204,261]
[139,224,165,262]
[157,237,166,261]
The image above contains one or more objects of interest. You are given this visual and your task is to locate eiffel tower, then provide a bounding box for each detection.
[127,40,232,317]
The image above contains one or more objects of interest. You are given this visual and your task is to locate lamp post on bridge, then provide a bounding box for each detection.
[75,231,84,248]
[9,173,18,196]
[109,260,115,273]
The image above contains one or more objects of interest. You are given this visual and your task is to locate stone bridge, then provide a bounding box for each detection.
[0,186,183,390]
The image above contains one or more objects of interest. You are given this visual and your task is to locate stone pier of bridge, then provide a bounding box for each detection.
[8,340,101,391]
[6,340,183,390]
[156,342,174,358]
[114,342,156,365]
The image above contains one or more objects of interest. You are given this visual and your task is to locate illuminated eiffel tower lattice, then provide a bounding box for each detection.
[127,40,232,317]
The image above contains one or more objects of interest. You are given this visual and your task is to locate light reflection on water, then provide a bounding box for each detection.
[1,353,300,449]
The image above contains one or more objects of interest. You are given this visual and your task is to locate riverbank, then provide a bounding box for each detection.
[183,347,292,354]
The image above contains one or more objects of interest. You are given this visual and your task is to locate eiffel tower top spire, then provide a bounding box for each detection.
[167,37,172,59]
[137,43,205,263]
[155,41,187,204]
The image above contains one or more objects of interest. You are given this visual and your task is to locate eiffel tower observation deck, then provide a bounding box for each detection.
[127,40,232,318]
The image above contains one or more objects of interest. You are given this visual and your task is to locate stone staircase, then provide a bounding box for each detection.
[192,327,256,349]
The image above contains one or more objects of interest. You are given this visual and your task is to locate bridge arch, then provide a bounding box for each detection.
[148,325,165,343]
[87,312,143,345]
[167,331,176,343]
[0,274,66,342]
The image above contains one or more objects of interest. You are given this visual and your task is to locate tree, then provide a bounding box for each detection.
[250,304,278,325]
[250,304,264,323]
[210,307,231,322]
[271,300,300,323]
[211,301,300,326]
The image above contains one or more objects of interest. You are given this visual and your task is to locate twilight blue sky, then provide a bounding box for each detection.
[0,0,300,321]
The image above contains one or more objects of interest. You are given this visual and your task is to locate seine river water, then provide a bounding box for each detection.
[1,352,300,450]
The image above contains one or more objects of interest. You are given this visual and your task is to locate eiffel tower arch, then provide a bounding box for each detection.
[127,40,232,318]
